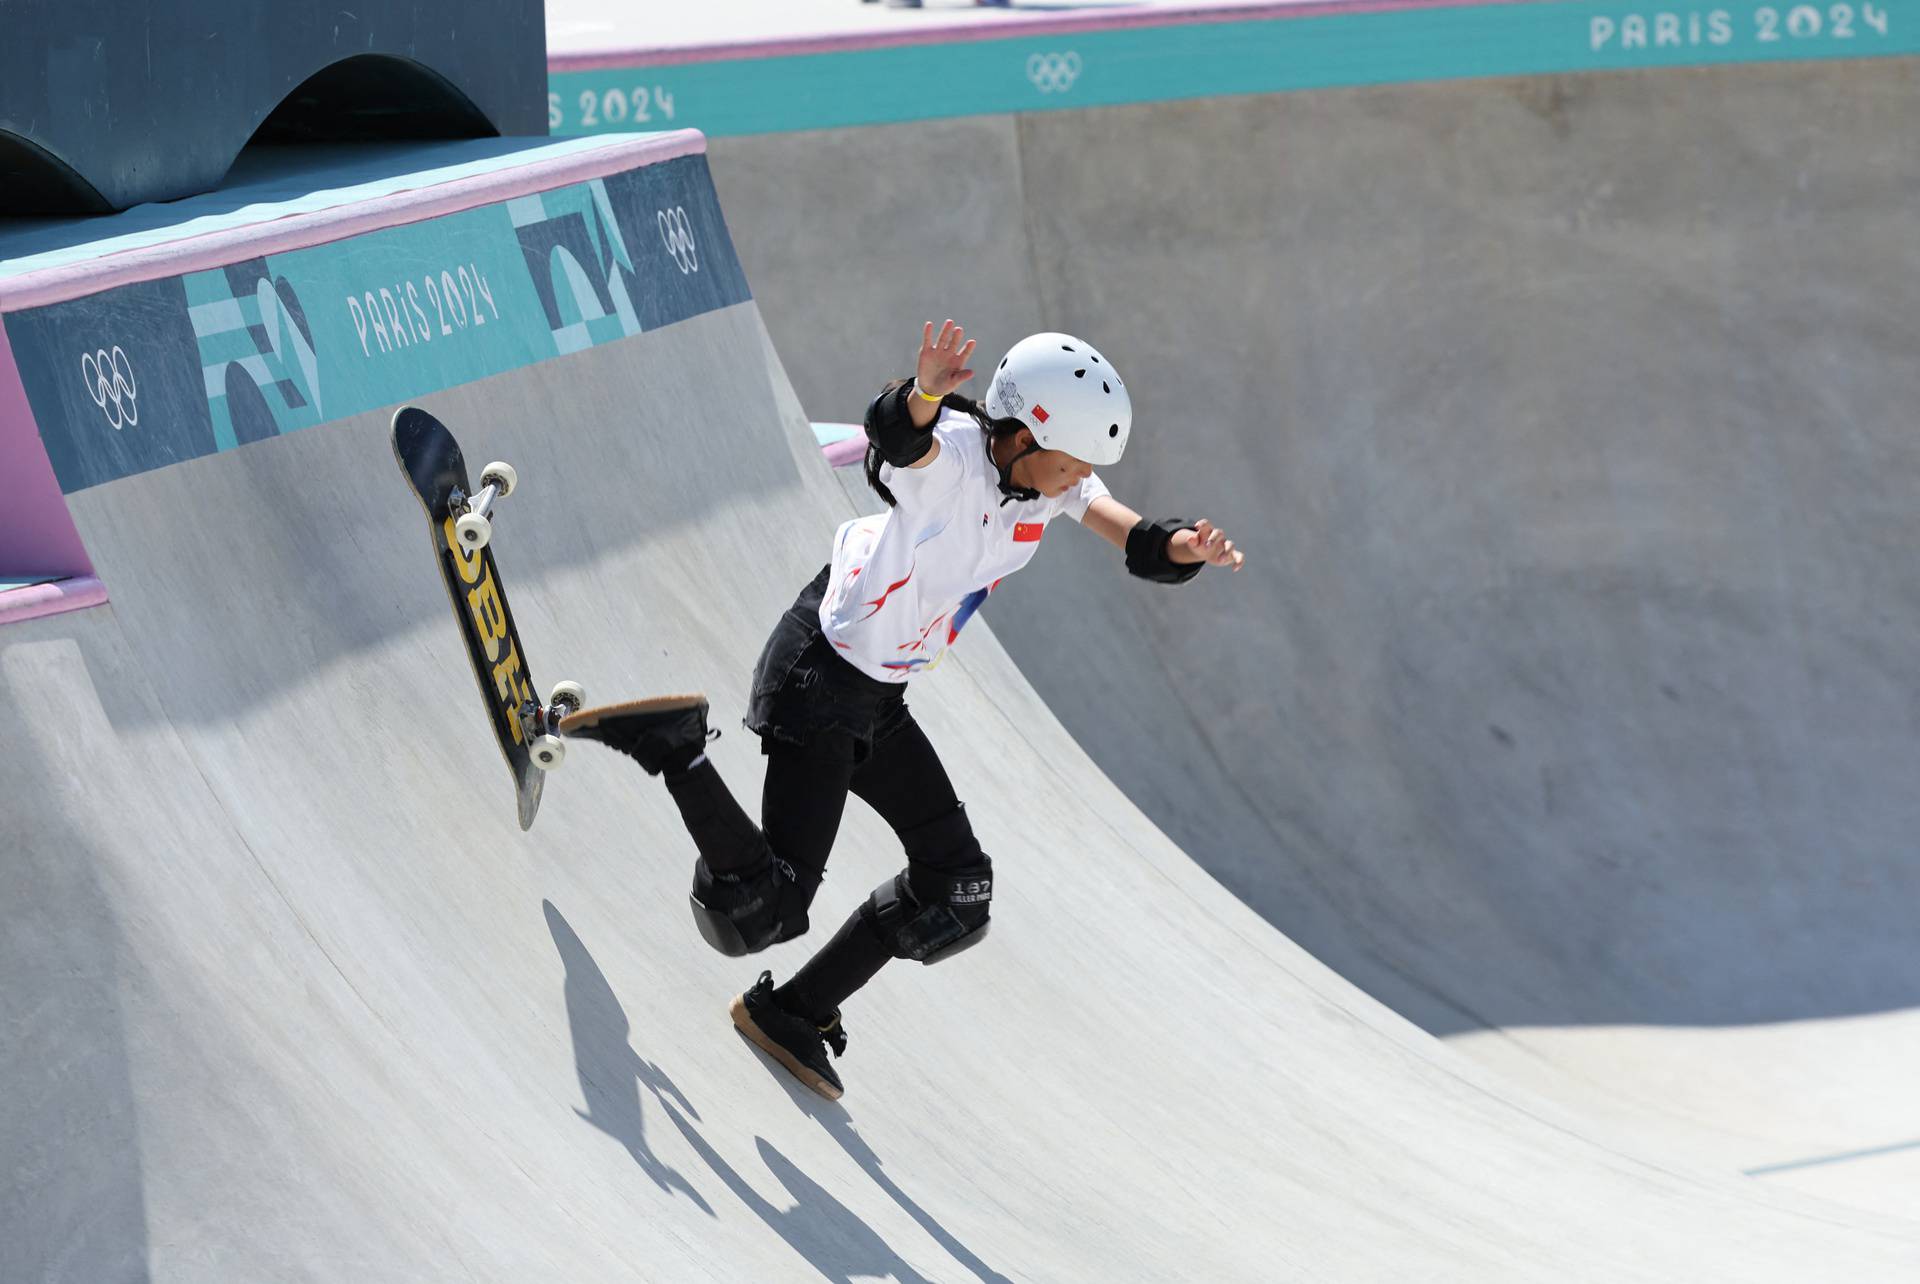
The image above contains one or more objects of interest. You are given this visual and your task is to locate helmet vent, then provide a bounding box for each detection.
[1109,424,1120,437]
[999,357,1008,369]
[1074,369,1086,378]
[1102,382,1110,394]
[1091,354,1101,363]
[1061,344,1074,352]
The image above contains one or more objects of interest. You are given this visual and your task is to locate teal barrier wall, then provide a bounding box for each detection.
[7,155,750,493]
[550,1,1910,138]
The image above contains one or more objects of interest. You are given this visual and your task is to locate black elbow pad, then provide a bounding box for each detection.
[864,382,935,468]
[1125,518,1203,585]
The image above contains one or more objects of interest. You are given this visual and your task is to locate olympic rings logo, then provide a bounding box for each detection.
[658,206,699,274]
[1026,52,1082,94]
[80,345,138,430]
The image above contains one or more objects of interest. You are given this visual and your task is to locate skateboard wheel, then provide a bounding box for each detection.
[480,461,518,498]
[548,681,586,716]
[531,734,567,770]
[454,512,493,551]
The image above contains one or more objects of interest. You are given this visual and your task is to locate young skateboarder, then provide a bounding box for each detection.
[563,320,1243,1098]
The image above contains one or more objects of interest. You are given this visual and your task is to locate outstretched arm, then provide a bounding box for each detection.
[1083,495,1245,572]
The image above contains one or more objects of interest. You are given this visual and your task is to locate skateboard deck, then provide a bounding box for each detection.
[390,405,548,830]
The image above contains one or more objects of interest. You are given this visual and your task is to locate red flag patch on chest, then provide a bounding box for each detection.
[1013,522,1044,543]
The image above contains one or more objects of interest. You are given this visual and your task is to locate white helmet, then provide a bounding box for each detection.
[983,332,1132,466]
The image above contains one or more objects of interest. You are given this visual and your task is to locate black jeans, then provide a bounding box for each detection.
[665,568,964,1019]
[745,565,912,763]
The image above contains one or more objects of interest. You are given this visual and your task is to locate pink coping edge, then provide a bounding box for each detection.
[822,435,867,469]
[0,131,709,314]
[0,323,92,578]
[549,0,1512,69]
[0,576,109,626]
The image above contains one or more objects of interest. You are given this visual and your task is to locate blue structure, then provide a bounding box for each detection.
[0,0,547,214]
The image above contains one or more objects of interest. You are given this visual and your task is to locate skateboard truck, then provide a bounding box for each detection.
[452,460,519,552]
[521,681,587,770]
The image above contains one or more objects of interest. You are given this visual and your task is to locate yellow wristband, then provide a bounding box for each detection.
[912,382,944,404]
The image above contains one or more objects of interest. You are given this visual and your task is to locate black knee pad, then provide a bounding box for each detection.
[690,858,812,956]
[861,855,993,964]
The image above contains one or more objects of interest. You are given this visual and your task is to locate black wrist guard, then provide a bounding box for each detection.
[1125,518,1203,585]
[864,380,935,468]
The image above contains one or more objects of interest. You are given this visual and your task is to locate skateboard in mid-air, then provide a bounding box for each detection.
[390,404,585,830]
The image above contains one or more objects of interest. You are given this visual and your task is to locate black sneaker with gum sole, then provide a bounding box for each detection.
[729,970,846,1100]
[558,694,715,776]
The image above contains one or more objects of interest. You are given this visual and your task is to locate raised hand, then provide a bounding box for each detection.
[915,319,977,399]
[1179,519,1245,572]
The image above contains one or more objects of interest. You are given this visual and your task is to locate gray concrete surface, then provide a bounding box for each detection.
[710,58,1920,1215]
[546,0,1251,56]
[10,298,1920,1278]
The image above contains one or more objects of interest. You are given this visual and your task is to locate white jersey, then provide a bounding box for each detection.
[819,409,1108,682]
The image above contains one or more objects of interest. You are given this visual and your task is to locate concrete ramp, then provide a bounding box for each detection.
[710,54,1920,1216]
[5,127,1919,1279]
